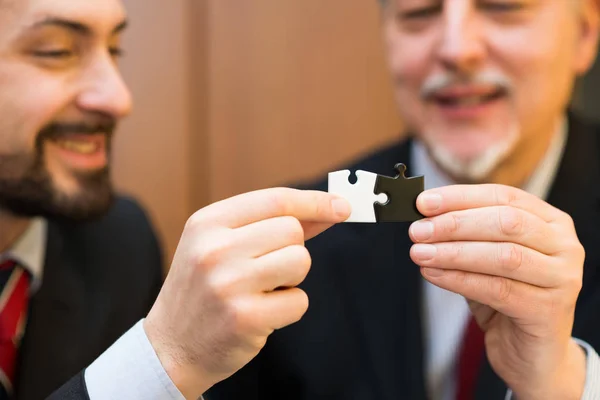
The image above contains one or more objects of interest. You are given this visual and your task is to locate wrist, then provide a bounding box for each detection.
[158,354,211,400]
[143,318,212,400]
[513,339,586,400]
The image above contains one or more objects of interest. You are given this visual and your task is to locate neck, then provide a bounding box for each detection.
[0,209,32,253]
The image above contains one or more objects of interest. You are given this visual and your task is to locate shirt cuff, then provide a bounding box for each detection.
[84,319,186,400]
[504,338,600,400]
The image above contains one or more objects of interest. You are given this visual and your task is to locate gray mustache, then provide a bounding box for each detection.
[420,71,513,99]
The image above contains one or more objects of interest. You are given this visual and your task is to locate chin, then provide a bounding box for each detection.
[417,118,521,182]
[0,165,115,222]
[423,135,519,183]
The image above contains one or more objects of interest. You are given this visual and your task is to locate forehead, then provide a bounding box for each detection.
[0,0,127,34]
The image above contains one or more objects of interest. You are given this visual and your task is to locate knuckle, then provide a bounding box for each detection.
[498,206,524,237]
[561,260,584,292]
[577,242,586,261]
[569,239,585,257]
[265,189,289,216]
[185,210,206,230]
[205,269,236,302]
[441,213,461,235]
[496,243,523,273]
[558,210,575,227]
[249,335,269,353]
[494,184,521,206]
[311,193,329,219]
[223,299,254,337]
[280,216,304,244]
[452,269,470,286]
[291,245,312,275]
[444,243,463,263]
[194,234,235,269]
[491,276,512,304]
[292,289,310,321]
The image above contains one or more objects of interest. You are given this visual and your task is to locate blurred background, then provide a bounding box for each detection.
[114,0,598,264]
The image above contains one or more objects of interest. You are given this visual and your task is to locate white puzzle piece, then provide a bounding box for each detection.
[328,170,388,223]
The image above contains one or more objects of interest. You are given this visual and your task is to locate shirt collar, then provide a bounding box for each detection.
[0,217,47,292]
[411,115,568,200]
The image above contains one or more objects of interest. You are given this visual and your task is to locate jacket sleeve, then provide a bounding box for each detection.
[46,371,89,400]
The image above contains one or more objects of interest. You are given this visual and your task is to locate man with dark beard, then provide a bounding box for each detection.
[0,120,117,222]
[0,1,352,399]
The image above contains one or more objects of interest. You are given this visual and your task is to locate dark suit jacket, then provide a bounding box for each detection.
[206,112,600,400]
[13,197,164,400]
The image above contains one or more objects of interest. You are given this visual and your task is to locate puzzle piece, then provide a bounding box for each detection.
[328,170,388,222]
[374,163,424,222]
[327,163,424,223]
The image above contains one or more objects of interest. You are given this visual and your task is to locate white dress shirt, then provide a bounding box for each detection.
[1,115,598,399]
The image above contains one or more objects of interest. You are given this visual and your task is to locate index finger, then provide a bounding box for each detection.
[416,184,559,223]
[195,187,352,228]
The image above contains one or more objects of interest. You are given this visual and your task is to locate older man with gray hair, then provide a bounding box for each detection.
[206,1,600,399]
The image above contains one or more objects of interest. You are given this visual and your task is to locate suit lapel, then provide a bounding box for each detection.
[475,113,600,399]
[335,138,428,400]
[15,221,87,399]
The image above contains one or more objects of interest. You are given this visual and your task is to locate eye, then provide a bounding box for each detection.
[480,1,525,12]
[32,49,73,58]
[398,4,442,19]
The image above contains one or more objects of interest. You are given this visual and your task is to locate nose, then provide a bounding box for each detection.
[436,2,485,74]
[77,54,133,119]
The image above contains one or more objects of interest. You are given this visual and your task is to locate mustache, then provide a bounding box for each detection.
[37,119,117,141]
[420,70,513,99]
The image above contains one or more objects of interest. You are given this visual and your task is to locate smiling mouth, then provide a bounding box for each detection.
[49,133,107,154]
[44,133,110,171]
[430,87,508,108]
[54,138,101,154]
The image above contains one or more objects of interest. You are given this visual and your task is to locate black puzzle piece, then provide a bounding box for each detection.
[374,163,424,222]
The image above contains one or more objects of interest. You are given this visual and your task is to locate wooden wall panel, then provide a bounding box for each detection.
[112,0,193,260]
[207,0,403,201]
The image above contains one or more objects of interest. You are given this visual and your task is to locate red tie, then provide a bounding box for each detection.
[0,259,30,398]
[455,315,486,400]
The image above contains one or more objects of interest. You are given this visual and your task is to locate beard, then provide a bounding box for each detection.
[413,68,520,183]
[422,124,520,183]
[0,119,116,222]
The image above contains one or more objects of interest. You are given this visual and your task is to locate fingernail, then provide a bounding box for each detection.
[332,198,351,218]
[410,220,434,241]
[412,244,437,261]
[420,193,442,212]
[422,268,444,277]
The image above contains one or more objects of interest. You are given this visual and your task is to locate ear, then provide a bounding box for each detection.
[573,0,600,75]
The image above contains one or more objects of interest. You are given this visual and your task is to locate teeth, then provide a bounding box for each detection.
[57,140,98,154]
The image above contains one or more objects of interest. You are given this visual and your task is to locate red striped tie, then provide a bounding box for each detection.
[0,259,30,398]
[455,315,486,400]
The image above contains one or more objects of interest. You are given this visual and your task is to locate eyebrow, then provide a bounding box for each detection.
[27,17,128,36]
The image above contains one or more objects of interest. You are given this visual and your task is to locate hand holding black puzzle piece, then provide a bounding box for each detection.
[328,163,424,223]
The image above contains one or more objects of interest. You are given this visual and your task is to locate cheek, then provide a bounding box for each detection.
[387,37,432,90]
[384,31,436,120]
[488,24,577,127]
[0,65,71,153]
